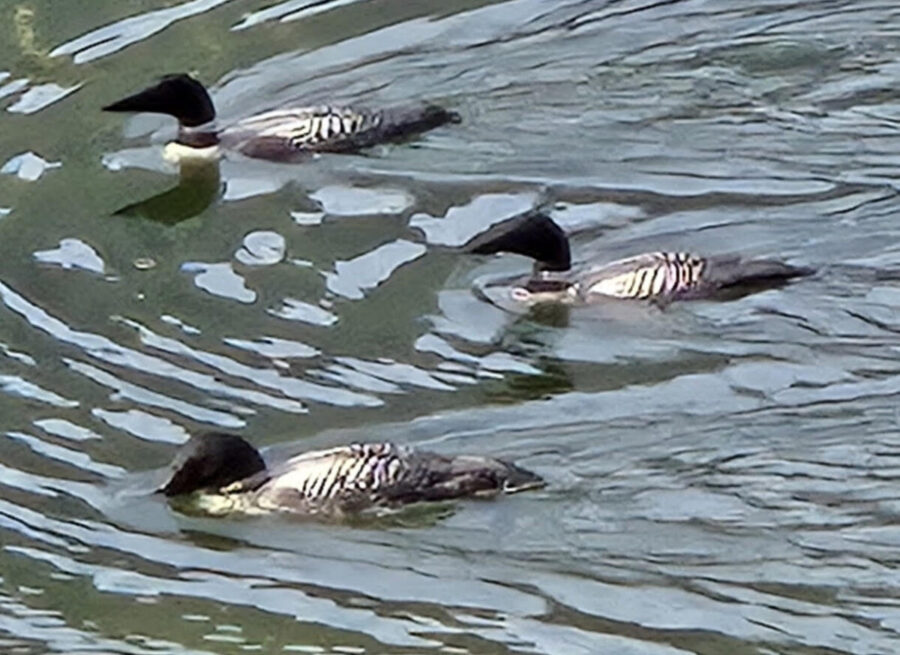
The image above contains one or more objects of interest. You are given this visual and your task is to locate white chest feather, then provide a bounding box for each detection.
[163,141,220,163]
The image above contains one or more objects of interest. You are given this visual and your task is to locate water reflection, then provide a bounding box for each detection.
[3,0,900,653]
[114,159,221,224]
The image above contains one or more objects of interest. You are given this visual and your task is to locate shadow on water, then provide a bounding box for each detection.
[3,0,900,653]
[113,159,222,225]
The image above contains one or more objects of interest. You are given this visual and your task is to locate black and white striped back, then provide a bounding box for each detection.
[579,251,706,300]
[257,443,411,507]
[233,442,542,514]
[222,103,459,159]
[233,107,380,149]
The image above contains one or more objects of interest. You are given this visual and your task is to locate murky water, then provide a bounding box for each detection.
[2,0,900,652]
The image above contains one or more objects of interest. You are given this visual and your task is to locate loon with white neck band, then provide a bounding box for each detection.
[104,73,461,163]
[469,212,813,305]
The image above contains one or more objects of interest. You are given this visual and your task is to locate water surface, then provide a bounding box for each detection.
[2,1,900,653]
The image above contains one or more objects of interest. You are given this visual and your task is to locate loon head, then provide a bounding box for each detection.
[159,433,266,497]
[103,74,216,128]
[467,211,572,273]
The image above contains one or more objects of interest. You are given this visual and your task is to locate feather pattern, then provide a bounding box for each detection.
[161,433,542,517]
[258,443,409,503]
[221,103,457,159]
[231,107,380,150]
[223,442,540,514]
[579,252,706,300]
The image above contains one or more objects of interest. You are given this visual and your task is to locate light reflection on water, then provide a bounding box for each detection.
[2,0,900,653]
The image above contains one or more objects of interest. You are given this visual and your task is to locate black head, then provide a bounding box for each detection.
[103,74,216,127]
[466,211,572,272]
[159,433,267,497]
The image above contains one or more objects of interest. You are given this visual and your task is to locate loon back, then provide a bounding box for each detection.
[223,103,460,161]
[244,443,543,514]
[103,74,461,162]
[574,251,813,302]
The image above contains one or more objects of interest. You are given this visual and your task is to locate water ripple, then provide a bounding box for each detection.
[50,0,235,64]
[0,281,309,415]
[5,0,900,652]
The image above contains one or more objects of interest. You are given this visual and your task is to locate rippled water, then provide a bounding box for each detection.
[2,0,900,653]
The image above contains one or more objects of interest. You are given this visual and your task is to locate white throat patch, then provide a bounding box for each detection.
[163,141,221,164]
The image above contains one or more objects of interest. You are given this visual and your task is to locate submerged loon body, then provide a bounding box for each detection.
[104,74,461,162]
[159,433,543,516]
[469,212,813,305]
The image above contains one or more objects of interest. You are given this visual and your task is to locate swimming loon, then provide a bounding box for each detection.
[468,212,813,304]
[103,74,461,162]
[159,433,543,516]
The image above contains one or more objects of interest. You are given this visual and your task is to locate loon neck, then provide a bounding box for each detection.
[511,274,579,304]
[165,126,222,163]
[176,125,220,148]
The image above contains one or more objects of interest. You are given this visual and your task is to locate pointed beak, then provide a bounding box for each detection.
[103,86,160,114]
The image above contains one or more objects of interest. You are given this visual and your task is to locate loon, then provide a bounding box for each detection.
[158,433,543,517]
[103,74,461,162]
[468,212,814,304]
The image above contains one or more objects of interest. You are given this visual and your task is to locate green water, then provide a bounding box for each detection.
[2,1,900,653]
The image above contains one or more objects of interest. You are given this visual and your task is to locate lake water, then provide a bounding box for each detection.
[2,1,900,653]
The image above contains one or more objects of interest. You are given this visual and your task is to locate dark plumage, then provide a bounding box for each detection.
[468,211,572,272]
[104,74,461,162]
[158,433,543,516]
[468,212,813,304]
[104,74,215,128]
[161,432,265,497]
